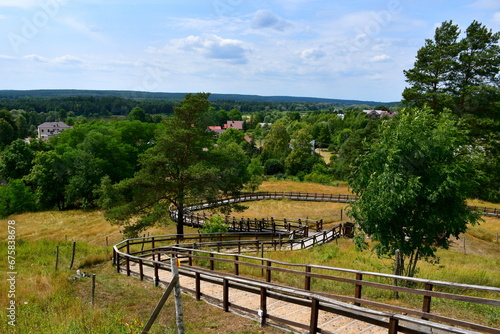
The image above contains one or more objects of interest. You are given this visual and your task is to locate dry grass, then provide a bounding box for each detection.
[315,148,333,164]
[467,199,500,209]
[0,210,178,246]
[257,179,350,194]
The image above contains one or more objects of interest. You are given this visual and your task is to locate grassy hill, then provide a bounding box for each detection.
[1,180,499,333]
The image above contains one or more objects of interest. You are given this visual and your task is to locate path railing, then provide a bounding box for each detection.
[115,192,499,333]
[114,235,500,334]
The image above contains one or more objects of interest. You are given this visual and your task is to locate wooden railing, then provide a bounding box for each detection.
[114,234,500,334]
[115,192,499,333]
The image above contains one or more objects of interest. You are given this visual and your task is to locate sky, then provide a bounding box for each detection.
[0,0,499,102]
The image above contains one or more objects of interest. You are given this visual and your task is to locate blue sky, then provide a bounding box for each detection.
[0,0,499,102]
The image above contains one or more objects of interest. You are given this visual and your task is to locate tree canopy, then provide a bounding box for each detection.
[105,93,250,237]
[403,20,500,202]
[348,108,480,277]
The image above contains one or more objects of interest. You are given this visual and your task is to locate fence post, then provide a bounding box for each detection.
[69,241,76,270]
[116,253,121,273]
[393,249,401,299]
[126,257,130,276]
[305,266,311,291]
[195,272,201,300]
[151,237,155,260]
[422,283,433,320]
[354,273,363,306]
[266,260,272,283]
[171,257,185,333]
[309,298,319,334]
[91,274,96,306]
[260,287,267,327]
[154,262,159,287]
[388,316,399,334]
[234,255,239,276]
[223,278,229,312]
[210,253,214,271]
[139,259,144,280]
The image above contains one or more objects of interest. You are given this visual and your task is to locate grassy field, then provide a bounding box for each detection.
[1,180,499,333]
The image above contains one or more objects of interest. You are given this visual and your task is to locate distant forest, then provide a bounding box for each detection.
[0,89,399,117]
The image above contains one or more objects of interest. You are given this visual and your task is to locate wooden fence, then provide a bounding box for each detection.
[115,192,499,333]
[114,233,500,334]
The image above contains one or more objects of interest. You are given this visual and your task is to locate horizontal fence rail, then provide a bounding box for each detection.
[114,233,500,334]
[114,192,499,333]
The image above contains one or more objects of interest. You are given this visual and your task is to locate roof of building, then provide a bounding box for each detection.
[224,120,244,130]
[38,122,72,129]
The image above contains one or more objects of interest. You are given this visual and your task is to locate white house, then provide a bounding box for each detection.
[37,122,72,140]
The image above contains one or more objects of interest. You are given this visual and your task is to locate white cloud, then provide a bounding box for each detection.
[369,54,391,62]
[23,54,83,65]
[23,54,48,62]
[176,34,249,64]
[300,48,326,62]
[251,9,293,32]
[365,73,384,80]
[0,54,15,59]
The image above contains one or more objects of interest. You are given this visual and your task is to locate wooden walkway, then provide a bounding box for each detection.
[129,260,388,334]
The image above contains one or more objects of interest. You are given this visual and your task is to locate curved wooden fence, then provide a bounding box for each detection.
[114,192,500,333]
[114,234,500,334]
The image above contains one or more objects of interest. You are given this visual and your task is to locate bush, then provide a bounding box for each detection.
[199,216,229,234]
[0,179,36,218]
[264,159,285,175]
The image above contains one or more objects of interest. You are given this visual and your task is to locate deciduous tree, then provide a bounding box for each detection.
[349,108,479,277]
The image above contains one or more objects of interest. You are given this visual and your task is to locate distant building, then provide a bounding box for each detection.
[207,126,224,134]
[208,121,246,134]
[362,110,397,118]
[224,120,245,130]
[37,122,72,140]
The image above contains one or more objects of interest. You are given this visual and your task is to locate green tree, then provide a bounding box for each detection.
[246,158,264,191]
[0,110,18,149]
[403,20,461,112]
[0,179,36,218]
[25,151,68,210]
[228,108,242,121]
[403,20,500,202]
[127,106,147,122]
[217,127,244,145]
[349,108,479,277]
[452,21,500,114]
[0,139,34,180]
[260,120,290,164]
[105,93,250,237]
[285,128,316,175]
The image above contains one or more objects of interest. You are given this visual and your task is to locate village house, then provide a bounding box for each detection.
[37,122,72,140]
[362,109,397,118]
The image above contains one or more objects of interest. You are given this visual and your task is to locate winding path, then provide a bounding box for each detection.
[114,192,500,334]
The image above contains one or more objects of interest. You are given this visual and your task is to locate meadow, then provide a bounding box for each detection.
[0,180,499,333]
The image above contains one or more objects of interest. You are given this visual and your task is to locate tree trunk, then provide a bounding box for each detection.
[176,203,185,236]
